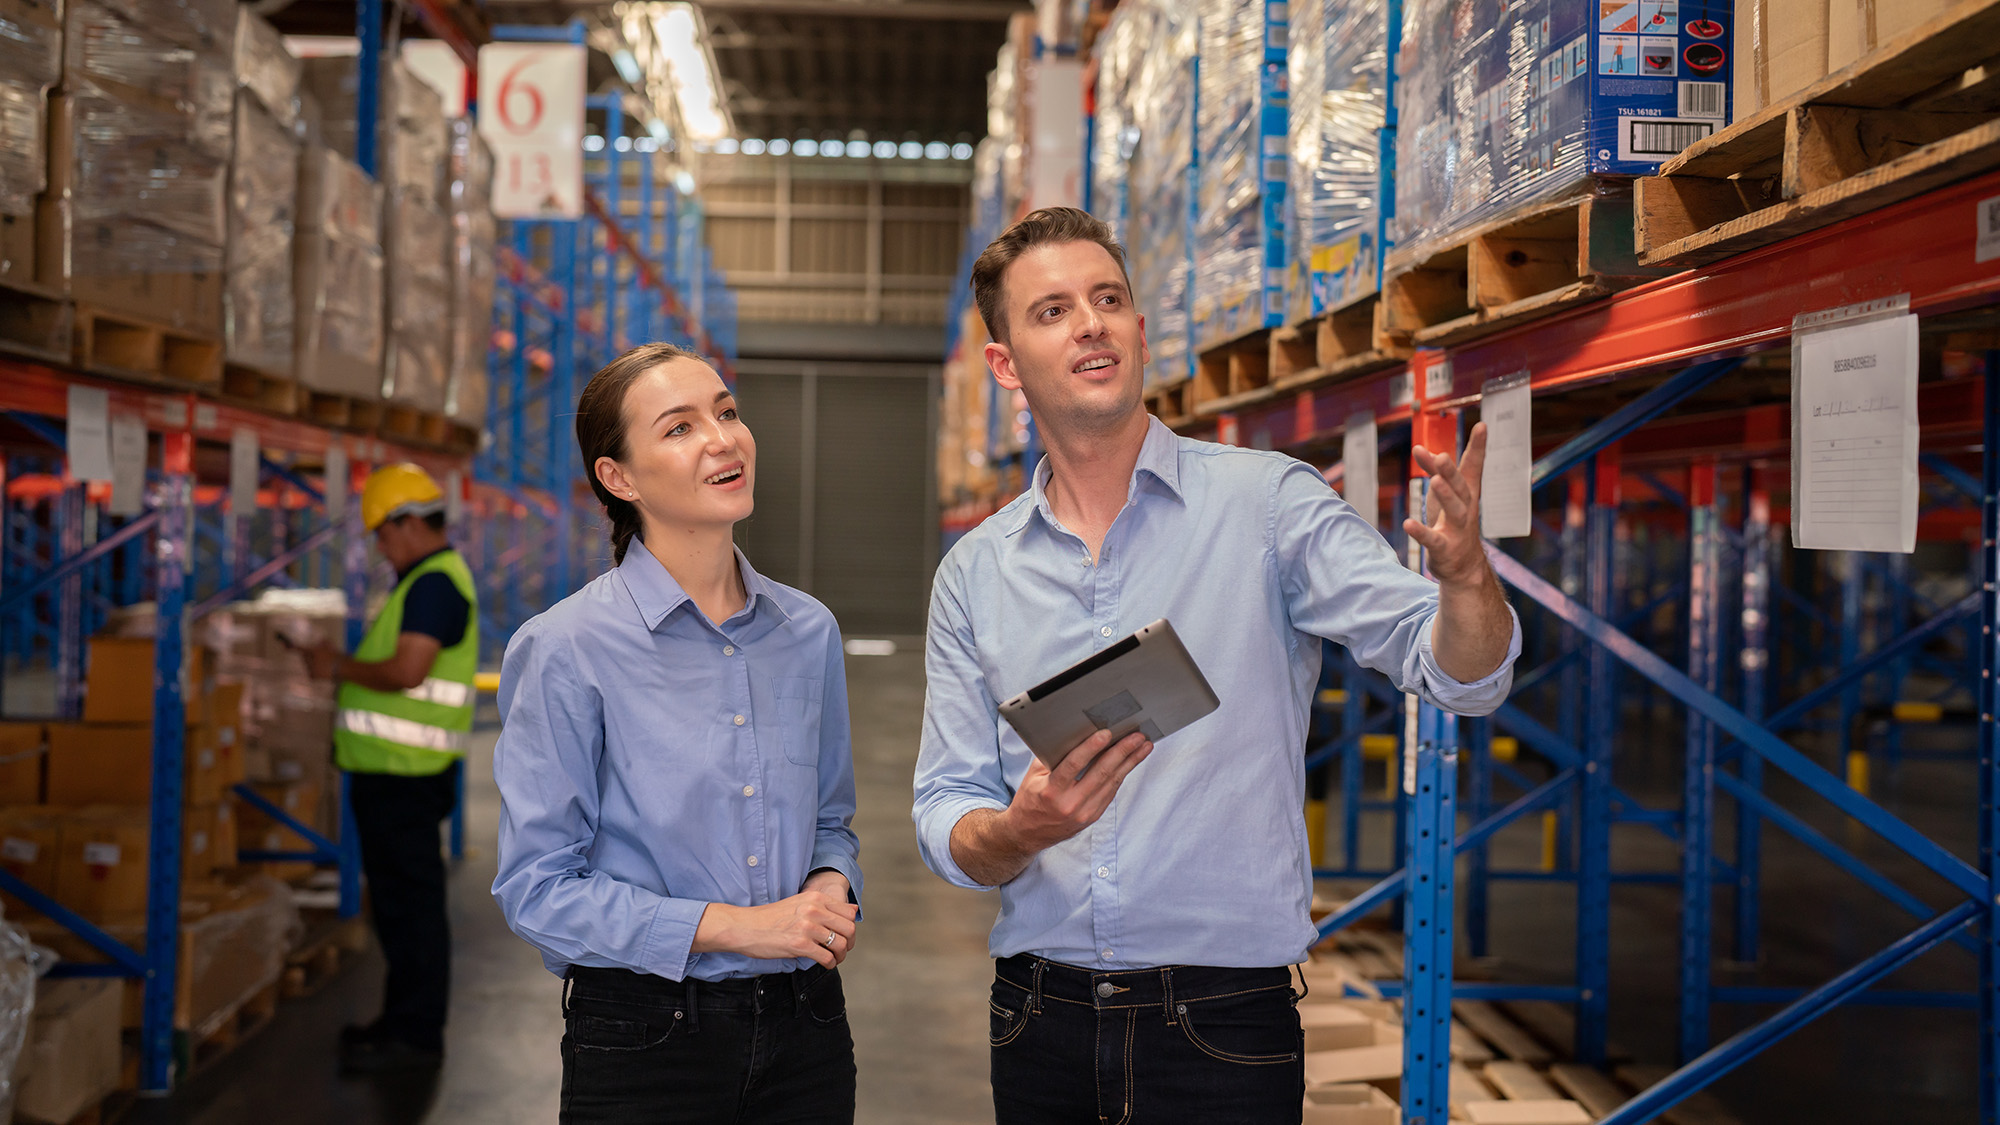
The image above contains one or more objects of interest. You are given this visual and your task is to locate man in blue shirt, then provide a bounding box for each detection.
[912,208,1520,1123]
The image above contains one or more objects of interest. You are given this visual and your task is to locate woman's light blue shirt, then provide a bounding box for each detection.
[492,544,862,982]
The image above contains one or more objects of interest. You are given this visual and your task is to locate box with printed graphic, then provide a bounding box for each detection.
[1392,0,1733,267]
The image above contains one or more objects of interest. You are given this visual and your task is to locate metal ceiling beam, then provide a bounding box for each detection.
[696,0,1024,18]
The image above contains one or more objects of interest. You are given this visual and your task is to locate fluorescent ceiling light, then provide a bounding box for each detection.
[649,3,729,142]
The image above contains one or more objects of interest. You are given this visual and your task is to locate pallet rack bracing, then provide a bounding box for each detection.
[1176,167,2000,1121]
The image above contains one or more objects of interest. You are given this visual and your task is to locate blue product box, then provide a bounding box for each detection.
[1193,0,1288,352]
[1392,0,1732,267]
[1285,0,1390,323]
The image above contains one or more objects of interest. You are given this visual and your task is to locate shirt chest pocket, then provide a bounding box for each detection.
[773,676,824,767]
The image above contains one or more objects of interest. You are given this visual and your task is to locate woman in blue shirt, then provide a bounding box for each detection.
[492,342,864,1124]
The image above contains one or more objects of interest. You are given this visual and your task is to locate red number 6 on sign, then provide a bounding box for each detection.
[496,57,544,134]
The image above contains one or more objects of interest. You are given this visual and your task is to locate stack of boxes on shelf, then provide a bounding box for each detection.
[0,0,60,294]
[1191,0,1288,351]
[446,118,496,434]
[1733,0,1958,116]
[223,9,303,390]
[1283,0,1388,325]
[377,63,452,419]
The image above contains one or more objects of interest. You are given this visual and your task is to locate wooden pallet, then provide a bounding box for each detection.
[0,278,73,363]
[283,912,369,999]
[72,304,223,389]
[1144,377,1193,427]
[1380,183,1671,349]
[186,977,280,1076]
[217,363,302,416]
[298,388,385,432]
[1266,293,1409,394]
[1192,325,1277,416]
[380,402,452,448]
[1636,0,2000,267]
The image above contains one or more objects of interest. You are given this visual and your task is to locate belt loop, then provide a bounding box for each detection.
[1030,957,1046,1016]
[561,974,574,1017]
[1292,964,1309,1004]
[686,977,700,1035]
[1161,967,1176,1025]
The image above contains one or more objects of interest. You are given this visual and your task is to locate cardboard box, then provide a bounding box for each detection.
[235,780,323,881]
[52,806,152,923]
[1737,0,1831,117]
[14,977,122,1125]
[1301,1004,1379,1053]
[1827,0,1953,71]
[82,636,156,723]
[0,722,46,804]
[1303,1083,1399,1125]
[46,724,153,806]
[1461,1101,1594,1125]
[1305,1043,1404,1087]
[0,806,63,915]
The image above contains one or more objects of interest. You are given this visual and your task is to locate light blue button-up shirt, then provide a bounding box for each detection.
[913,417,1519,970]
[492,544,862,982]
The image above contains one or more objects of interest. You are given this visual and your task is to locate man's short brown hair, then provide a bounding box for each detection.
[970,207,1132,345]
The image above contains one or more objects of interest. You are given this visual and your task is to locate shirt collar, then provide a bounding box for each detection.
[619,542,791,630]
[1004,415,1185,537]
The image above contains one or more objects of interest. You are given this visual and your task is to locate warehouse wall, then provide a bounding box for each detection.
[732,360,939,636]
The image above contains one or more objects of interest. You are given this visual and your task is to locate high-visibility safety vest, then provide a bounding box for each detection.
[334,548,480,776]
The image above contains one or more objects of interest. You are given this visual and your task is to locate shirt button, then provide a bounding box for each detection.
[1095,981,1114,999]
[1102,949,1115,960]
[723,645,735,656]
[1097,866,1110,878]
[1099,625,1113,638]
[742,785,755,797]
[747,855,759,867]
[733,714,746,726]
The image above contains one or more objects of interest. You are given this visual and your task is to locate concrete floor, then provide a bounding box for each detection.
[122,651,1977,1123]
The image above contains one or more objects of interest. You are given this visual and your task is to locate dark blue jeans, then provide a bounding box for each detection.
[989,955,1305,1124]
[560,965,856,1124]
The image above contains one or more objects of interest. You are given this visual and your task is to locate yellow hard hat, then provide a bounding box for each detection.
[360,463,446,531]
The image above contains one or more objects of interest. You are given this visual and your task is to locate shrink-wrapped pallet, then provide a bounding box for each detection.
[1122,0,1198,385]
[383,190,451,413]
[446,118,494,430]
[299,57,447,207]
[1284,0,1388,321]
[224,9,301,374]
[0,0,61,283]
[1191,0,1286,350]
[294,146,384,398]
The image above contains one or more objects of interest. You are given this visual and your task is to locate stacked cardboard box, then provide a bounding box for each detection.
[294,146,385,400]
[224,9,303,376]
[39,0,235,333]
[14,978,122,1125]
[0,0,61,286]
[446,117,495,432]
[1731,0,1955,117]
[1191,0,1287,349]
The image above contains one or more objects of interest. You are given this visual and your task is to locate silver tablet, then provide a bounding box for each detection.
[998,619,1220,767]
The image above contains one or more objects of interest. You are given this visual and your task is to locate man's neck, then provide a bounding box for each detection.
[640,522,747,624]
[1039,408,1151,562]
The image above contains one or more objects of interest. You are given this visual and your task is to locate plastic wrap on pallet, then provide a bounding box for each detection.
[294,145,383,397]
[1193,0,1285,351]
[181,876,302,1034]
[226,94,298,375]
[1284,0,1387,322]
[88,0,238,53]
[0,2,60,218]
[0,918,33,1123]
[299,57,447,206]
[1087,4,1144,248]
[988,39,1024,221]
[1389,0,1733,271]
[1122,0,1198,386]
[384,190,451,412]
[232,7,300,129]
[448,213,495,427]
[63,0,234,150]
[65,89,228,275]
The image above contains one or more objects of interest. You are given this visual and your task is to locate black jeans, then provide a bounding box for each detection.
[560,964,856,1125]
[990,955,1304,1125]
[348,762,459,1051]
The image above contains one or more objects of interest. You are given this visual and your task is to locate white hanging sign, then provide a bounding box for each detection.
[1790,296,1919,553]
[1342,411,1379,531]
[66,385,113,482]
[229,428,260,522]
[1479,371,1533,539]
[108,415,147,516]
[477,43,586,219]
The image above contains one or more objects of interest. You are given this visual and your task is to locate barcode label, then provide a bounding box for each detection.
[1,838,36,863]
[83,842,121,866]
[1977,194,2000,264]
[1618,116,1717,161]
[1678,81,1726,119]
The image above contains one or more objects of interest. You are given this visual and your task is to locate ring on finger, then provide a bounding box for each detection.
[823,932,838,949]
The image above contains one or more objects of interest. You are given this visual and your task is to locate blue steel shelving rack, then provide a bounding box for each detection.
[1165,167,2000,1121]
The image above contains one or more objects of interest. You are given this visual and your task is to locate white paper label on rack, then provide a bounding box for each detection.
[1387,370,1414,408]
[1342,411,1379,530]
[82,842,120,867]
[108,415,147,516]
[1977,194,2000,264]
[325,444,348,523]
[66,385,113,481]
[229,427,260,521]
[1424,358,1455,401]
[0,837,36,864]
[1479,371,1533,539]
[194,403,219,431]
[1791,298,1918,553]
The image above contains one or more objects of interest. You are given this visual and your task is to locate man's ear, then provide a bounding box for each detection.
[1138,313,1151,369]
[985,339,1023,392]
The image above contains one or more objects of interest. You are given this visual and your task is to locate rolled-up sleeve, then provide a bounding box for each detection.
[1272,461,1520,715]
[911,561,1010,891]
[809,631,864,904]
[491,619,711,979]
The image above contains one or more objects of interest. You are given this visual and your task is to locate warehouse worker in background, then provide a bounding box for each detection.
[912,208,1521,1123]
[305,462,480,1074]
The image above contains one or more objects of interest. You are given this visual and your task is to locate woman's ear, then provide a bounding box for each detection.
[595,456,636,502]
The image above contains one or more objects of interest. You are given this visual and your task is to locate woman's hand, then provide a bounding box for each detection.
[692,892,860,968]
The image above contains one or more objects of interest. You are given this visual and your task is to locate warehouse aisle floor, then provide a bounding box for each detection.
[126,642,998,1125]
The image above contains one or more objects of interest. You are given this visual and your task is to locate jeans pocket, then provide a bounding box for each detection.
[989,1001,1031,1048]
[1173,991,1299,1066]
[567,1010,686,1052]
[803,971,848,1026]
